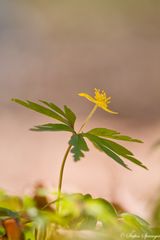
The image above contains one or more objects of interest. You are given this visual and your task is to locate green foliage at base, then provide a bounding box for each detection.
[0,190,158,240]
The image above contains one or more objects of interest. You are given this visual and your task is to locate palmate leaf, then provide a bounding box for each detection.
[84,133,147,170]
[84,133,130,170]
[99,144,131,170]
[12,99,77,129]
[12,99,68,124]
[87,128,143,143]
[64,105,76,128]
[31,123,74,132]
[39,100,66,117]
[69,134,89,161]
[40,100,76,127]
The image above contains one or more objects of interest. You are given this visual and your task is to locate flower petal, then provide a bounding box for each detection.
[101,105,118,114]
[78,93,96,104]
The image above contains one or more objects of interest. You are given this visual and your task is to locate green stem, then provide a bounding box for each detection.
[56,104,98,212]
[78,104,98,133]
[56,144,72,212]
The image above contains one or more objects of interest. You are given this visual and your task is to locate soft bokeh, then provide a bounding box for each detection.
[0,0,160,219]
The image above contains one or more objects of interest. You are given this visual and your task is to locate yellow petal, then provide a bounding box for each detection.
[101,105,118,114]
[78,93,96,104]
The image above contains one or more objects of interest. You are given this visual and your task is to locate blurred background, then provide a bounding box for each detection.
[0,0,160,219]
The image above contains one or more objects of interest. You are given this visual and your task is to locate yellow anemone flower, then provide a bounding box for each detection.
[79,88,118,114]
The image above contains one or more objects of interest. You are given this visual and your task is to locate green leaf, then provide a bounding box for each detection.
[88,128,119,136]
[99,144,131,170]
[0,225,6,237]
[101,138,133,156]
[97,138,147,169]
[64,105,76,127]
[31,123,73,132]
[111,135,143,143]
[39,100,65,117]
[87,128,143,143]
[69,134,89,161]
[12,99,67,124]
[40,101,77,128]
[85,133,133,156]
[0,195,23,212]
[84,133,130,170]
[0,207,19,219]
[120,213,150,232]
[84,133,146,170]
[85,198,117,223]
[121,155,148,170]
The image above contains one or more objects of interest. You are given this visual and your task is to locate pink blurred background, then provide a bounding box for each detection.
[0,1,160,219]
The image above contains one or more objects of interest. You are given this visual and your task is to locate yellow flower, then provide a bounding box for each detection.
[79,88,118,114]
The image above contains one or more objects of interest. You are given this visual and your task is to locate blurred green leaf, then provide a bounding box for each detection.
[24,224,36,240]
[0,225,6,237]
[0,195,23,212]
[64,105,76,128]
[152,227,160,235]
[0,189,6,198]
[0,207,19,219]
[151,196,160,227]
[12,99,67,124]
[120,213,150,233]
[87,128,143,143]
[23,196,36,210]
[0,191,155,240]
[58,193,97,230]
[36,222,47,240]
[85,198,117,224]
[69,134,89,161]
[72,197,119,231]
[31,123,73,133]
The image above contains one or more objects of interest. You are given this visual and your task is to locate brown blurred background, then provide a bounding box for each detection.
[0,0,160,218]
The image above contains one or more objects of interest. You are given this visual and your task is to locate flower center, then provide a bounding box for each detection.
[94,88,108,104]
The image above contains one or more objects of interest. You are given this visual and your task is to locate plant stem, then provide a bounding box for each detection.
[56,104,98,212]
[78,104,98,133]
[56,144,72,212]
